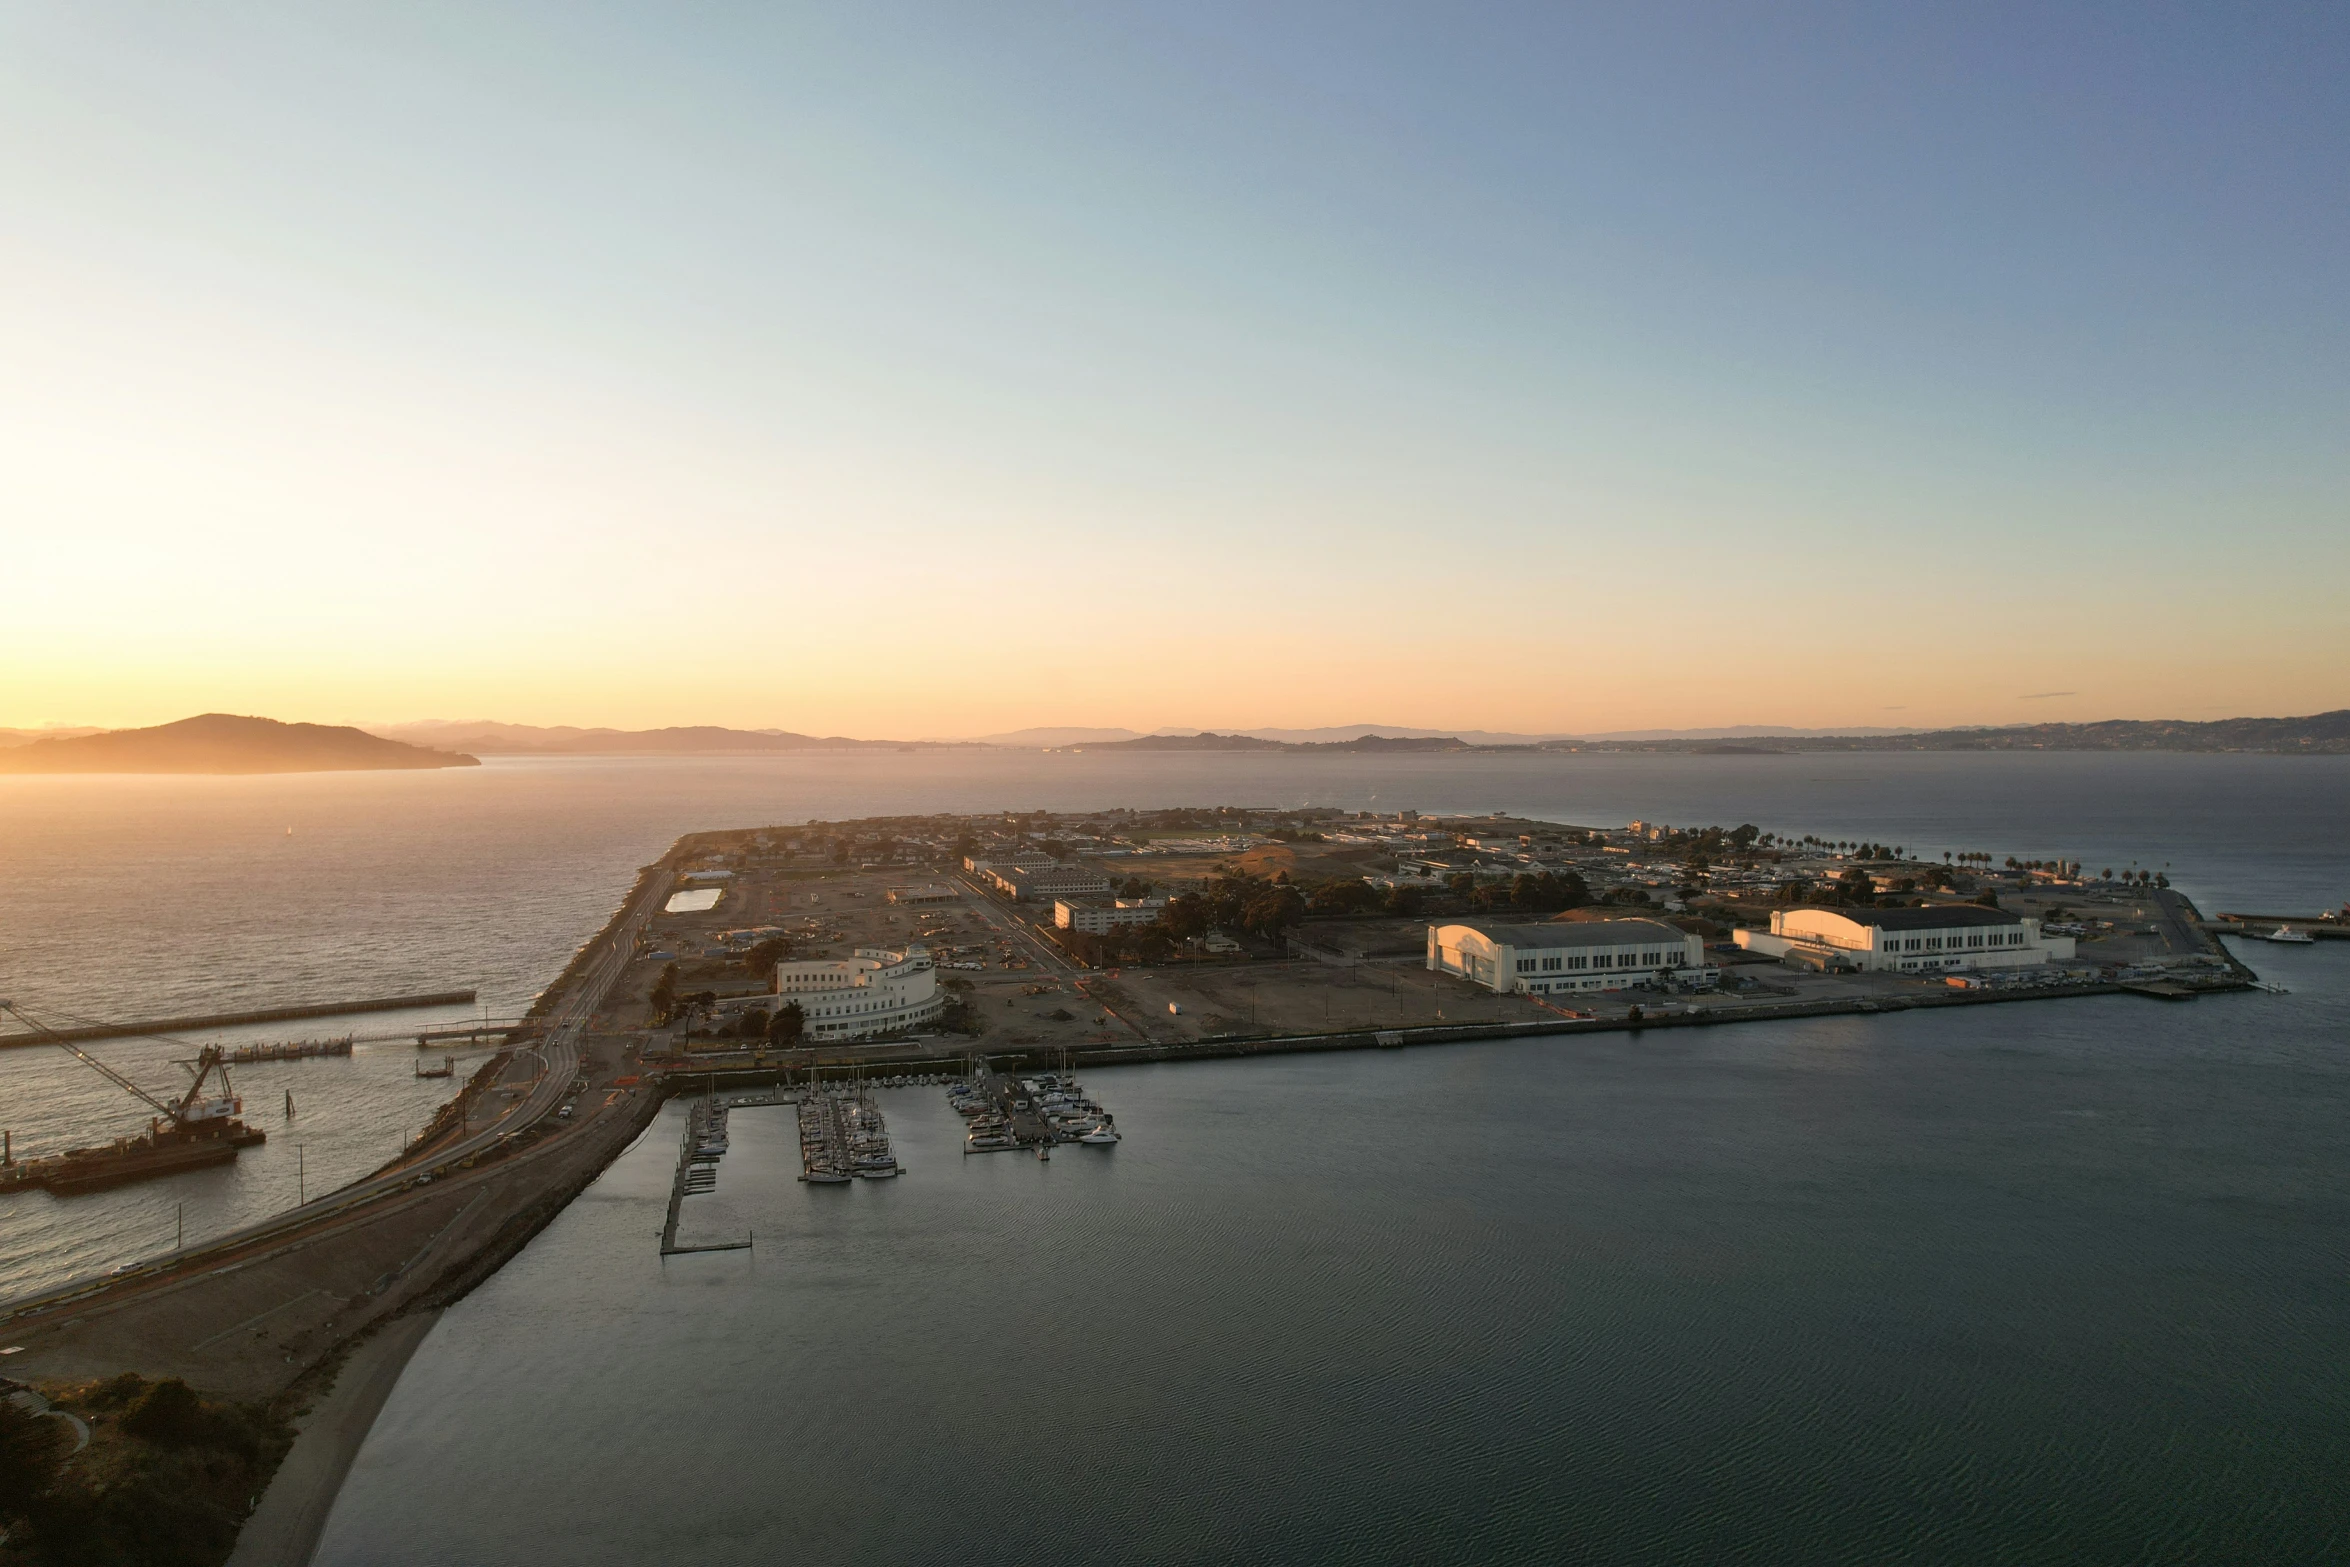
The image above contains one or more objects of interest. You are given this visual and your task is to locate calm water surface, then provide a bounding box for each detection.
[7,752,2349,1558]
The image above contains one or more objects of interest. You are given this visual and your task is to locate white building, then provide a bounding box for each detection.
[886,884,960,905]
[1054,897,1167,933]
[770,945,943,1040]
[1427,919,1711,995]
[1733,905,2074,973]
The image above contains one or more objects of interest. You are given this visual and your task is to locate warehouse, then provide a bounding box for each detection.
[1427,918,1711,995]
[1733,905,2074,973]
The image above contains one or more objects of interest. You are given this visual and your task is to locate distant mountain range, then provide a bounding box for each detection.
[373,721,940,754]
[1031,713,2350,755]
[0,715,478,774]
[15,710,2341,772]
[1679,711,2350,755]
[956,723,1920,746]
[0,726,106,748]
[1095,732,1476,753]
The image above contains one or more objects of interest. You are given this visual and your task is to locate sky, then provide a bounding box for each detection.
[3,2,2345,739]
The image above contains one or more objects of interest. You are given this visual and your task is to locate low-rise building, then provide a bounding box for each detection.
[1053,897,1166,933]
[989,864,1113,902]
[770,945,943,1040]
[1427,918,1710,995]
[1732,905,2074,973]
[886,884,960,904]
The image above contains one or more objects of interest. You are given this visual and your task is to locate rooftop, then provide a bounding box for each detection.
[1793,904,2023,930]
[1438,917,1690,949]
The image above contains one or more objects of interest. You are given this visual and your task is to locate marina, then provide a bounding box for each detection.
[950,1059,1119,1155]
[798,1076,900,1182]
[660,1094,751,1256]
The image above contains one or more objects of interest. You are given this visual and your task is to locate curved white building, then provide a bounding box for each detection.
[771,945,943,1040]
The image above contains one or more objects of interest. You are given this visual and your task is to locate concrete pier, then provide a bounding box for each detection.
[0,991,480,1048]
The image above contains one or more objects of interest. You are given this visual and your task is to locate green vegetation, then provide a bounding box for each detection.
[0,1375,290,1567]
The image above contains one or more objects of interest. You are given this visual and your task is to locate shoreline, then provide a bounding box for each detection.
[224,1310,442,1567]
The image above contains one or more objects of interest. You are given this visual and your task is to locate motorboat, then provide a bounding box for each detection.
[2264,925,2317,944]
[803,1166,853,1184]
[1078,1121,1121,1145]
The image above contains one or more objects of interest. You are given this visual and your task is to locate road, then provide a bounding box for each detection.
[949,872,1081,976]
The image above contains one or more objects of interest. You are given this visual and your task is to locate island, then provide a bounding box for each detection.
[0,713,480,774]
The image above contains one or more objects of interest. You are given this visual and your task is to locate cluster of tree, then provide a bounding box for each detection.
[1166,873,1310,941]
[1303,879,1424,917]
[742,936,793,976]
[1795,835,1906,858]
[1266,827,1325,843]
[649,961,680,1025]
[2099,868,2169,887]
[0,1374,289,1567]
[1445,870,1593,914]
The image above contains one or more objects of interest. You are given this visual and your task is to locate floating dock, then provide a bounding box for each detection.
[660,1096,751,1256]
[798,1079,897,1180]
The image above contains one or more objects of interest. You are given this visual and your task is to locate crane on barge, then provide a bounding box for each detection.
[0,1000,268,1196]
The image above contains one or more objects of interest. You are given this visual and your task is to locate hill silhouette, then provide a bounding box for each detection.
[0,714,479,774]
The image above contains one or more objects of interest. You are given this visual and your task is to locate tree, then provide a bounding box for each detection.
[1306,879,1385,916]
[0,1397,65,1517]
[768,1001,806,1045]
[1775,877,1814,905]
[1382,885,1425,917]
[1239,884,1307,939]
[744,937,792,976]
[1834,866,1876,905]
[649,961,679,1024]
[122,1378,209,1448]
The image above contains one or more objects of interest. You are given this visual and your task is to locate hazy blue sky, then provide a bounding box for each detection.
[4,3,2344,734]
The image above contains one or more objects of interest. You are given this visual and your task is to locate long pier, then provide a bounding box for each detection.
[661,1096,753,1256]
[0,991,479,1048]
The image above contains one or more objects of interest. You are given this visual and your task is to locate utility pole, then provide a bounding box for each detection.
[296,1144,305,1206]
[176,1202,184,1251]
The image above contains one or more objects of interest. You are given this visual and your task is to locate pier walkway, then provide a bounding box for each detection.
[661,1096,754,1257]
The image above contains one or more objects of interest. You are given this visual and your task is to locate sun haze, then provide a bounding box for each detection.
[3,6,2345,737]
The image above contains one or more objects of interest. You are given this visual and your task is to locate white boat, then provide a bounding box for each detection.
[803,1167,853,1184]
[856,1162,900,1178]
[1078,1123,1120,1145]
[2265,925,2317,944]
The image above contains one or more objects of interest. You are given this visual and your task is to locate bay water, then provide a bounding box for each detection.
[7,752,2348,1558]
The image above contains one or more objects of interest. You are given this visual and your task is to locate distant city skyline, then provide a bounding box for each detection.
[4,5,2345,735]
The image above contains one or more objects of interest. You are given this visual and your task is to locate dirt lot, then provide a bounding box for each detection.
[1091,961,1549,1041]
